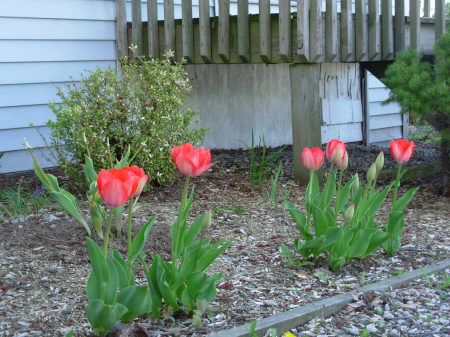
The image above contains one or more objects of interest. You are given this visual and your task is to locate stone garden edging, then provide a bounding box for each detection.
[208,258,450,337]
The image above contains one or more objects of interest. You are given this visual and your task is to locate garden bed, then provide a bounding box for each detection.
[0,142,448,337]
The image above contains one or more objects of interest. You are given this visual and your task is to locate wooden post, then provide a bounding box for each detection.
[394,0,405,53]
[368,0,381,60]
[131,0,143,56]
[423,0,430,17]
[238,0,249,62]
[310,0,323,62]
[297,0,309,62]
[435,0,446,39]
[199,0,211,63]
[341,0,353,62]
[355,0,368,61]
[116,0,128,58]
[218,0,230,62]
[290,64,322,183]
[381,0,393,59]
[182,0,193,62]
[164,0,175,52]
[326,0,338,61]
[259,0,271,62]
[279,0,291,62]
[409,0,420,51]
[148,0,159,58]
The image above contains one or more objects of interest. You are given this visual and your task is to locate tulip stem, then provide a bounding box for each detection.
[392,164,402,207]
[180,176,191,211]
[103,209,114,256]
[306,170,314,232]
[126,198,134,254]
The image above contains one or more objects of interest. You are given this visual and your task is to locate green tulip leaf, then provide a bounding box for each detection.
[184,213,208,246]
[117,285,152,323]
[84,155,97,185]
[284,200,312,240]
[85,299,128,335]
[32,160,60,192]
[320,171,336,210]
[392,187,419,212]
[129,215,156,264]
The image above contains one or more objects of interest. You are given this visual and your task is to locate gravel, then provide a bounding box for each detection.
[287,271,450,337]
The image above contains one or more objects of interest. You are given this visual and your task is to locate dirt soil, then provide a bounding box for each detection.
[0,143,449,337]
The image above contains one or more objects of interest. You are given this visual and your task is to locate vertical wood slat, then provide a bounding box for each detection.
[435,0,446,39]
[218,0,230,62]
[381,0,393,59]
[394,0,405,53]
[259,0,271,63]
[310,0,323,62]
[409,0,420,50]
[423,0,430,17]
[297,0,309,62]
[182,0,193,62]
[326,0,338,61]
[368,0,381,60]
[116,0,128,58]
[279,0,291,62]
[147,0,159,58]
[199,0,211,63]
[340,0,352,61]
[355,0,368,60]
[131,0,143,56]
[164,0,175,52]
[238,0,249,62]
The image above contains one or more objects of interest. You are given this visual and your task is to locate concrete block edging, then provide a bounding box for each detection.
[208,258,450,337]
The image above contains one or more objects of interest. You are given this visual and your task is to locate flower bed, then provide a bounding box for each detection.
[0,143,448,337]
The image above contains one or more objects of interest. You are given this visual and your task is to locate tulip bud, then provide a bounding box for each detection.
[89,203,103,239]
[375,151,384,173]
[366,163,377,183]
[344,204,355,221]
[353,173,360,191]
[339,152,349,171]
[202,210,212,231]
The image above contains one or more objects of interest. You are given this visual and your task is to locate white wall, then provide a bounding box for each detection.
[0,0,118,173]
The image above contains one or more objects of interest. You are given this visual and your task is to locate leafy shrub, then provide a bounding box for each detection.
[47,55,206,187]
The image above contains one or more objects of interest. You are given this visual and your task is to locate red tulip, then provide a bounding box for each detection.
[390,139,414,163]
[326,139,347,166]
[124,166,148,196]
[172,143,212,177]
[97,167,142,207]
[302,147,325,171]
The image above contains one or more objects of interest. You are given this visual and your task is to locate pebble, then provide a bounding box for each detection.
[345,325,359,335]
[366,323,377,333]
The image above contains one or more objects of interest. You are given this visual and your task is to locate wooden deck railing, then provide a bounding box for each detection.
[116,0,447,64]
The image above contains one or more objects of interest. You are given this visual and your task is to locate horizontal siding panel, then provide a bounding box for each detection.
[367,87,391,103]
[0,126,51,152]
[369,113,403,130]
[0,61,116,85]
[369,126,403,143]
[0,82,69,107]
[367,73,386,88]
[322,99,363,125]
[0,105,55,129]
[0,0,116,21]
[321,122,363,144]
[0,40,116,63]
[368,101,401,116]
[0,148,56,174]
[0,18,116,40]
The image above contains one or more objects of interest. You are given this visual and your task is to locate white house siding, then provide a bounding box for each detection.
[0,0,118,173]
[365,70,404,146]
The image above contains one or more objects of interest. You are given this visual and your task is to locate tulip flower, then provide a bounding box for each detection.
[172,143,212,177]
[124,166,148,196]
[301,147,325,171]
[97,167,140,208]
[326,139,347,166]
[390,139,414,163]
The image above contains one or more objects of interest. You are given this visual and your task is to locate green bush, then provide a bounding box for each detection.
[47,55,206,187]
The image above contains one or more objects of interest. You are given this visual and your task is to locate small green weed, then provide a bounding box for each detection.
[0,183,50,219]
[439,274,450,289]
[267,162,284,207]
[242,131,286,188]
